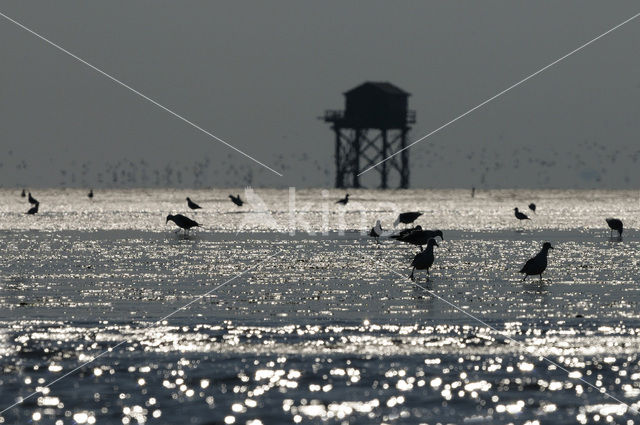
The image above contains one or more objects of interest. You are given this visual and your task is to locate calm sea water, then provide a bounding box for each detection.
[0,188,639,424]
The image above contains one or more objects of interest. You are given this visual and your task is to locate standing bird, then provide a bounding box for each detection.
[229,194,244,207]
[21,189,26,197]
[394,212,422,227]
[336,194,349,205]
[519,242,554,281]
[392,228,443,251]
[88,189,94,199]
[393,225,422,240]
[28,192,38,205]
[186,197,202,211]
[369,220,383,244]
[471,187,475,198]
[166,214,200,234]
[528,203,536,214]
[410,239,439,281]
[605,218,623,238]
[514,207,530,221]
[26,202,39,215]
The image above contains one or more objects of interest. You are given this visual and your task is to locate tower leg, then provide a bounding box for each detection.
[381,129,388,189]
[334,127,344,188]
[352,128,361,188]
[400,128,409,189]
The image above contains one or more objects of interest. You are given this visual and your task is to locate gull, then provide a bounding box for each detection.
[514,207,530,221]
[88,189,94,199]
[28,192,38,205]
[186,197,202,211]
[369,220,383,244]
[605,218,623,238]
[392,228,443,251]
[519,242,554,281]
[410,239,439,281]
[394,212,422,227]
[166,214,200,234]
[336,194,349,205]
[528,203,536,213]
[229,194,244,207]
[26,202,39,215]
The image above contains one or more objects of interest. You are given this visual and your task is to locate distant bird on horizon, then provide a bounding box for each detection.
[528,203,536,213]
[336,194,349,205]
[514,207,530,221]
[166,214,199,234]
[186,197,202,211]
[605,218,623,238]
[229,194,244,207]
[471,187,475,198]
[21,189,26,197]
[88,189,94,199]
[392,228,443,251]
[410,238,439,281]
[369,220,383,244]
[28,192,38,205]
[394,212,422,227]
[26,202,39,215]
[519,242,554,281]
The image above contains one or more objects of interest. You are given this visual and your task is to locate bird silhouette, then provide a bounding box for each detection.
[392,228,443,251]
[520,242,554,281]
[514,208,530,221]
[369,220,383,244]
[26,202,39,215]
[186,197,202,211]
[336,194,349,205]
[394,212,422,227]
[88,189,94,199]
[229,194,244,207]
[410,239,439,281]
[528,203,536,213]
[166,214,199,234]
[28,192,38,205]
[21,189,26,197]
[605,218,623,238]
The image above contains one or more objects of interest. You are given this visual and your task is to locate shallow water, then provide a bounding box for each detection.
[0,188,639,424]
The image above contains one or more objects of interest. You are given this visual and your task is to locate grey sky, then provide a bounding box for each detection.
[1,1,639,189]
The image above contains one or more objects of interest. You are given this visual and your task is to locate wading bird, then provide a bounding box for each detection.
[186,197,202,211]
[392,228,443,251]
[166,214,200,234]
[605,218,623,238]
[410,239,439,281]
[393,225,422,240]
[514,207,530,221]
[369,220,383,244]
[519,242,554,282]
[394,212,422,227]
[336,194,349,205]
[26,202,39,215]
[21,189,26,197]
[88,189,94,199]
[28,192,38,205]
[528,203,536,213]
[229,194,244,207]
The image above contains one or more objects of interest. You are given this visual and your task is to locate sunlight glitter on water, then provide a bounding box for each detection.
[0,189,639,423]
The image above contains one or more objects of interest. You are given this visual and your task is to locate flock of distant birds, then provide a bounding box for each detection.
[362,195,625,282]
[19,189,625,283]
